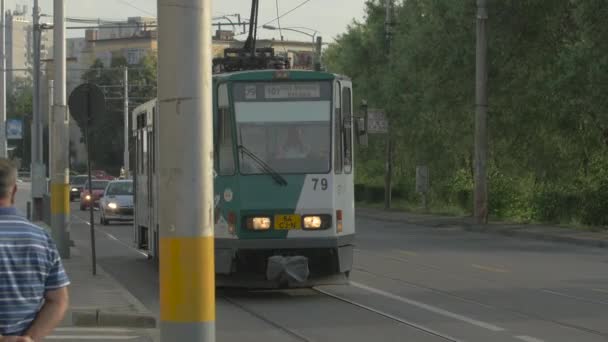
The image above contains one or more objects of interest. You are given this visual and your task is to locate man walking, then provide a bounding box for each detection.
[0,159,70,341]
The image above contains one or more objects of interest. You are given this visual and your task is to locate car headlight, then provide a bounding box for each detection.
[71,188,78,192]
[246,217,271,230]
[108,202,118,209]
[85,195,91,201]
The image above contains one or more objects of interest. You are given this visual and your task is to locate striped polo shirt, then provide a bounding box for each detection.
[0,207,70,336]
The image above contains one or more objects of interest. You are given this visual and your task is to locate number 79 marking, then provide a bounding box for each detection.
[312,178,328,191]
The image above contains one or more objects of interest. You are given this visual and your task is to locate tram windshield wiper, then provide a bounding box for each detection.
[238,145,288,186]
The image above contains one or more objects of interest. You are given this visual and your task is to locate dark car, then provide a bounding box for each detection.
[70,175,89,201]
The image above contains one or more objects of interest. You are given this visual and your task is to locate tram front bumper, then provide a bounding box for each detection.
[214,234,354,277]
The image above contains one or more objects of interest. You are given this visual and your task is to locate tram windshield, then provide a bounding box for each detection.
[233,81,332,174]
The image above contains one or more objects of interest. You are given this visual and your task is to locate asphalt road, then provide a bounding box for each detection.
[66,202,608,342]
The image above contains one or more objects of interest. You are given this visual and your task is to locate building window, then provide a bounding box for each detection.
[126,49,143,65]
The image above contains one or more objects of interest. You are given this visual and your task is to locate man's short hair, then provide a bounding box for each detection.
[0,158,17,199]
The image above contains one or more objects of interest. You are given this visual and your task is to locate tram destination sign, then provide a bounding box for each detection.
[265,83,321,99]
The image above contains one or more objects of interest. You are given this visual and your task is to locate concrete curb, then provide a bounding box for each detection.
[72,310,156,328]
[462,225,608,249]
[65,241,157,328]
[357,210,608,249]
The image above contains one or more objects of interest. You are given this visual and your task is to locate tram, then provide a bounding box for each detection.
[132,0,368,288]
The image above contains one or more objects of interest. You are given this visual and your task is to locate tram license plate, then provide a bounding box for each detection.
[274,215,301,230]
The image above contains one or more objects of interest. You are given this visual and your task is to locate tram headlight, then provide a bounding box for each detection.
[247,217,271,230]
[71,187,78,192]
[303,216,323,229]
[85,194,92,201]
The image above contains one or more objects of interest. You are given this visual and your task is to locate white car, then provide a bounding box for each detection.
[99,180,134,225]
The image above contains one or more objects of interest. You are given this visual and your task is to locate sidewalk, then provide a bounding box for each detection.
[33,221,156,329]
[356,207,608,249]
[15,183,158,340]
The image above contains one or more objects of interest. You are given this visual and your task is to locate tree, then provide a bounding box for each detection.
[324,0,608,225]
[78,54,157,174]
[7,77,34,166]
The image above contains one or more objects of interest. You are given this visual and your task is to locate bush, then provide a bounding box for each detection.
[354,184,385,203]
[579,178,608,226]
[530,183,579,223]
[447,168,473,212]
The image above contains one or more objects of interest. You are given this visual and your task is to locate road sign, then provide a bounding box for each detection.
[6,119,23,139]
[68,83,106,128]
[68,83,106,276]
[368,109,388,134]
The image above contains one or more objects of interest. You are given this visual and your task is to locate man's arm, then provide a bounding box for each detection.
[23,287,69,341]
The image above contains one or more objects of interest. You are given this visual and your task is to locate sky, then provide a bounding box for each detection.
[6,0,368,42]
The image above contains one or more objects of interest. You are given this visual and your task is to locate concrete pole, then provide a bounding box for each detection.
[383,0,393,210]
[158,0,215,340]
[47,79,53,174]
[31,0,45,220]
[474,0,489,224]
[50,0,70,258]
[123,66,129,179]
[0,0,7,158]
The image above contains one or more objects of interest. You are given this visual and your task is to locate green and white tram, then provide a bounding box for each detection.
[132,69,365,287]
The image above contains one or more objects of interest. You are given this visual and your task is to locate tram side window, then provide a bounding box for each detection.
[217,84,235,175]
[334,85,343,174]
[342,87,353,174]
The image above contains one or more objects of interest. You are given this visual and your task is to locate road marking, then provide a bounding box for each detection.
[71,214,149,258]
[315,287,463,342]
[592,288,608,295]
[514,335,545,342]
[541,289,608,306]
[398,250,418,257]
[351,282,506,332]
[55,327,134,333]
[47,336,140,340]
[472,264,510,273]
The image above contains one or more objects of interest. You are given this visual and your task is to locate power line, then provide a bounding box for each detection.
[275,0,284,39]
[275,0,288,54]
[234,0,312,38]
[262,0,311,27]
[118,0,156,16]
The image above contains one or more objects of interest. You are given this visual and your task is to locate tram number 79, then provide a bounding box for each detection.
[312,178,328,191]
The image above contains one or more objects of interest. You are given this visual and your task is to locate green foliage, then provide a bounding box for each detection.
[328,0,608,228]
[7,78,33,165]
[78,55,157,173]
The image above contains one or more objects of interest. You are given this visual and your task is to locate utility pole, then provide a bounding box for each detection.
[158,0,215,341]
[123,66,129,179]
[47,79,53,173]
[50,0,70,258]
[0,0,7,158]
[31,0,45,220]
[314,36,322,71]
[384,0,393,210]
[474,0,489,224]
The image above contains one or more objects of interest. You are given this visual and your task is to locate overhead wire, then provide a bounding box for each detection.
[262,0,311,27]
[235,0,313,37]
[275,0,288,54]
[118,0,156,16]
